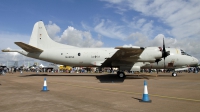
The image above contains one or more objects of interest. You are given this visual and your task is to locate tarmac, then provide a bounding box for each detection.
[0,71,200,112]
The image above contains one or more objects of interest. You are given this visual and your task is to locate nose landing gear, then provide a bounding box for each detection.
[172,72,177,77]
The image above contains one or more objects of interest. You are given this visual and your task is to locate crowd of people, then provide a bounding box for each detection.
[0,65,199,75]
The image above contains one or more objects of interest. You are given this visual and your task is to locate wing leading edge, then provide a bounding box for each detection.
[101,46,145,67]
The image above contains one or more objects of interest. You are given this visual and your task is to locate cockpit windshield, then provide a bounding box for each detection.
[181,49,191,56]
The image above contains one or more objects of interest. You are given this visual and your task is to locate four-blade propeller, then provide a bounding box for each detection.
[155,38,170,73]
[162,38,170,72]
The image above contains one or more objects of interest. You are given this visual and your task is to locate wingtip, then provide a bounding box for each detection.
[115,46,123,49]
[2,49,10,52]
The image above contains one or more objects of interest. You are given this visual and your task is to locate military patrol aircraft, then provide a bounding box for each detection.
[2,21,199,78]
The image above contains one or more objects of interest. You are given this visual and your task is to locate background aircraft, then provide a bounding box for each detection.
[2,21,199,78]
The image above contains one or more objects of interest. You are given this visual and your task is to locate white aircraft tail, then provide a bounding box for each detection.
[29,21,76,49]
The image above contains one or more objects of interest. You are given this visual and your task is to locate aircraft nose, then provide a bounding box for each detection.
[190,57,199,67]
[195,57,199,64]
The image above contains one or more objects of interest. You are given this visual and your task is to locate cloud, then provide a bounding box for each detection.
[45,22,103,47]
[101,0,200,61]
[1,51,20,62]
[125,34,200,61]
[0,32,34,65]
[93,17,155,42]
[131,19,154,37]
[81,21,92,31]
[94,19,126,40]
[102,0,200,39]
[0,49,35,67]
[45,21,61,41]
[0,32,30,49]
[127,32,148,45]
[0,32,33,65]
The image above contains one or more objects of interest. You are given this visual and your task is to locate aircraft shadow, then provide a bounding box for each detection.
[96,74,125,83]
[19,73,152,83]
[125,75,150,80]
[94,74,150,83]
[19,74,98,77]
[95,74,151,83]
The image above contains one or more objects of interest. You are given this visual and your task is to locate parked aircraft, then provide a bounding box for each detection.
[2,21,199,78]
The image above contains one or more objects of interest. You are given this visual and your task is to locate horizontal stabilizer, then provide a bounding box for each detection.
[2,49,18,52]
[15,42,43,53]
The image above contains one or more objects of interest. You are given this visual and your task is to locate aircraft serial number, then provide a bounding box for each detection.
[91,55,100,58]
[65,56,74,58]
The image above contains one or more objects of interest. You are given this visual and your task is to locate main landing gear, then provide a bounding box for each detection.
[117,71,126,78]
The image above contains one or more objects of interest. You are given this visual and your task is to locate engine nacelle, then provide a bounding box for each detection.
[130,62,150,71]
[130,66,140,71]
[138,47,162,62]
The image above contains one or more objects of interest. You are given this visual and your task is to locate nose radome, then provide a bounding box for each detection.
[195,57,199,64]
[192,57,199,66]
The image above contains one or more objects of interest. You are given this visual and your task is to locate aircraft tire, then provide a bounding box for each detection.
[118,72,126,78]
[172,72,177,77]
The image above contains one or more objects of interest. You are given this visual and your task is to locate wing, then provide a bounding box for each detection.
[114,46,144,58]
[15,42,43,53]
[101,46,145,67]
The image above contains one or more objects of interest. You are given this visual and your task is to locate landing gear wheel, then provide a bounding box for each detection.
[172,72,177,77]
[117,72,126,78]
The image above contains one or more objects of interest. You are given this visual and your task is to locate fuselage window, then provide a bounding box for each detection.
[61,53,63,55]
[78,53,81,56]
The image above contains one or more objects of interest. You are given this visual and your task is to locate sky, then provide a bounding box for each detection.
[0,0,200,66]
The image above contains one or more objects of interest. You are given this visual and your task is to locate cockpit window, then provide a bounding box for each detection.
[181,49,191,56]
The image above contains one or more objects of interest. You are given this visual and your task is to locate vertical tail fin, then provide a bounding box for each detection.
[29,21,76,49]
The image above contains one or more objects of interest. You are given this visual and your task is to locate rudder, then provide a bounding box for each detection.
[29,21,76,49]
